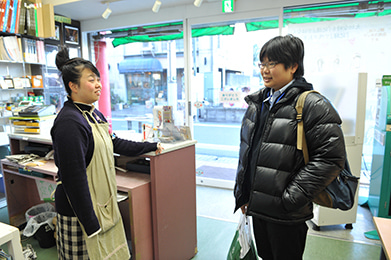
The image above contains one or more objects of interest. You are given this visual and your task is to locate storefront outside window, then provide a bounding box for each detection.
[96,29,186,132]
[88,1,391,188]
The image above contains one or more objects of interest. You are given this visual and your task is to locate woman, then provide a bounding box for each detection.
[51,47,163,259]
[234,35,346,260]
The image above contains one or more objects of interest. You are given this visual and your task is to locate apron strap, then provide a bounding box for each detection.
[50,181,62,201]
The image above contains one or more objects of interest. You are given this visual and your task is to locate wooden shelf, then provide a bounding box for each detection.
[116,171,150,192]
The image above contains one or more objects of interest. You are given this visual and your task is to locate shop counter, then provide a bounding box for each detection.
[2,133,197,260]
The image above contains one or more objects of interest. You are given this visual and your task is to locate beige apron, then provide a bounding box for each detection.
[79,107,130,260]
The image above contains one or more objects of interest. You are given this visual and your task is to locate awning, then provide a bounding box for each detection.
[106,2,391,47]
[118,57,163,73]
[110,22,235,47]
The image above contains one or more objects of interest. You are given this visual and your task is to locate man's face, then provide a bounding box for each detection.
[260,57,298,91]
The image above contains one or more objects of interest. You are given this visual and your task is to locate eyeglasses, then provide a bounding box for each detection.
[258,61,279,70]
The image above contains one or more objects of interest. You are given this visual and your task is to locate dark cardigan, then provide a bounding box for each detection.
[51,99,157,235]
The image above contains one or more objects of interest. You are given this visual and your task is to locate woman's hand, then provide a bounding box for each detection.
[155,142,164,155]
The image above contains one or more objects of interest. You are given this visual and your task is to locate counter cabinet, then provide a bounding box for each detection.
[2,133,197,260]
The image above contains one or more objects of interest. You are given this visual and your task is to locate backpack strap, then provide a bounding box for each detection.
[295,90,320,164]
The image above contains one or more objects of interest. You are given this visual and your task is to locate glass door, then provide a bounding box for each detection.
[92,23,187,138]
[190,18,279,188]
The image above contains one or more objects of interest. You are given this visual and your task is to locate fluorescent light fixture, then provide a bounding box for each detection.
[152,0,161,13]
[194,0,203,7]
[102,4,112,19]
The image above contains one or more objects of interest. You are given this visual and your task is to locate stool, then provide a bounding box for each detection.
[0,222,24,260]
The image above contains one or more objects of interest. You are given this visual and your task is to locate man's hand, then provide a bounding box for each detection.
[155,143,164,155]
[241,203,248,214]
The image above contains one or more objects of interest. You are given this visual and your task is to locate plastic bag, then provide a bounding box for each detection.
[25,202,55,222]
[5,154,40,165]
[23,211,57,237]
[23,211,57,248]
[227,214,257,260]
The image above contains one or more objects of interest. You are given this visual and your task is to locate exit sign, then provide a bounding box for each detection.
[222,0,234,13]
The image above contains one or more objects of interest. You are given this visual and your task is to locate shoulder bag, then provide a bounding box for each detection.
[295,90,360,210]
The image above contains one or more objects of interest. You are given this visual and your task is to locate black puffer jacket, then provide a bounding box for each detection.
[234,77,346,224]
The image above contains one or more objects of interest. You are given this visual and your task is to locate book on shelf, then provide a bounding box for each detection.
[2,35,23,62]
[25,0,35,37]
[2,0,10,32]
[0,36,11,60]
[36,38,44,63]
[14,0,22,33]
[21,37,34,63]
[21,37,44,63]
[5,0,14,33]
[0,0,54,38]
[34,0,43,38]
[42,3,54,38]
[0,1,3,31]
[18,0,27,34]
[33,0,37,36]
[17,36,22,59]
[10,0,20,33]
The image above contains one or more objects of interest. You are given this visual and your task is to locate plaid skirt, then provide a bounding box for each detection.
[56,213,89,260]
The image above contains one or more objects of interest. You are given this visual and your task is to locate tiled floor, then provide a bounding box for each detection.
[195,154,382,257]
[0,154,383,260]
[196,184,382,259]
[195,154,380,248]
[197,184,380,244]
[0,184,382,259]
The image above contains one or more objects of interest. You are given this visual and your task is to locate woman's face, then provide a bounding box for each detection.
[260,57,297,91]
[71,68,102,104]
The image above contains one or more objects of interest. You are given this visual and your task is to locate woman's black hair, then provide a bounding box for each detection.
[55,47,100,96]
[259,34,304,78]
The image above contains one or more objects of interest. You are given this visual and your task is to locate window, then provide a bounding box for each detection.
[284,1,391,184]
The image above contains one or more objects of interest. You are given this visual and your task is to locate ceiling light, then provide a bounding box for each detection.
[152,0,161,13]
[102,3,112,19]
[194,0,203,7]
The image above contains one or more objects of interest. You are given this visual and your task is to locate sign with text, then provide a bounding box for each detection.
[222,0,234,13]
[219,91,241,103]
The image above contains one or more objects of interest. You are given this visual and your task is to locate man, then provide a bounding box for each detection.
[234,34,346,260]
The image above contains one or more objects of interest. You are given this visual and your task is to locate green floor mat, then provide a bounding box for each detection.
[358,196,369,207]
[364,230,380,240]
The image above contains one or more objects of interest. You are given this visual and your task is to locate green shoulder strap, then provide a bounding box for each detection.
[295,90,320,164]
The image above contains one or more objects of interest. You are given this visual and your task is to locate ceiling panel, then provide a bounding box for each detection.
[48,0,196,21]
